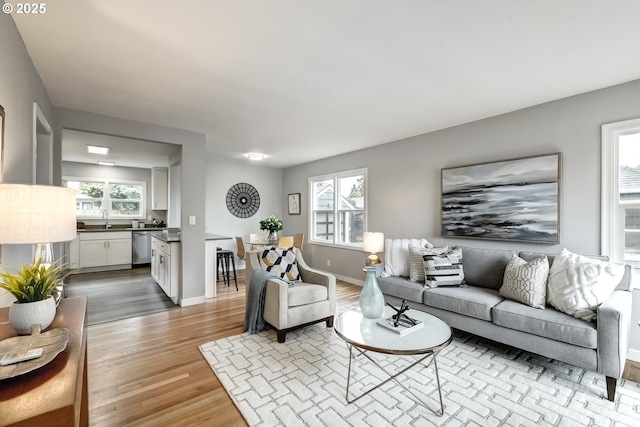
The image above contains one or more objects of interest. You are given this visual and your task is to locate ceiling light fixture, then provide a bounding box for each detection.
[246,152,266,161]
[98,161,115,166]
[87,145,110,155]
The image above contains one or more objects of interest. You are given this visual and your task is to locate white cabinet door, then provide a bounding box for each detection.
[79,240,108,268]
[107,239,132,265]
[151,168,168,210]
[67,237,80,269]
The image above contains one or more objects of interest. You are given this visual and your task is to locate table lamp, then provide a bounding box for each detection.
[0,184,77,265]
[363,232,384,266]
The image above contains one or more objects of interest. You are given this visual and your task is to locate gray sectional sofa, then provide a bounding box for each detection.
[376,246,633,401]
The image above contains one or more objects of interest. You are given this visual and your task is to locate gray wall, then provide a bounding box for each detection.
[283,79,640,359]
[54,108,208,305]
[62,161,168,226]
[206,157,283,269]
[0,12,56,273]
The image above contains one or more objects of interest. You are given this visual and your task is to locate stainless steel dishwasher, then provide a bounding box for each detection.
[132,231,152,265]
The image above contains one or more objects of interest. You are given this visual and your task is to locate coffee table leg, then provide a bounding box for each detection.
[344,344,445,416]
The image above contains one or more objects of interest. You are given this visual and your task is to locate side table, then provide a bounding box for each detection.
[0,296,89,427]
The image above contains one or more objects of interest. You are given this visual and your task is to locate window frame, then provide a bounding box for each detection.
[602,118,640,266]
[308,167,367,249]
[63,176,147,220]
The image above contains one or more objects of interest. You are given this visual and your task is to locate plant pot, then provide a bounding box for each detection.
[266,231,277,241]
[8,297,56,335]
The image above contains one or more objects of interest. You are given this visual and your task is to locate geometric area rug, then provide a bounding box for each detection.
[199,307,640,427]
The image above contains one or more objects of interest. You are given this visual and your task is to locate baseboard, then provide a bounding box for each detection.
[180,296,207,307]
[335,274,363,287]
[628,348,640,363]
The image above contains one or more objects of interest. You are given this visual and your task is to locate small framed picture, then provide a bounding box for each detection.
[288,193,301,215]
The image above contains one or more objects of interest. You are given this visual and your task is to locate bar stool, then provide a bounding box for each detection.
[217,248,238,291]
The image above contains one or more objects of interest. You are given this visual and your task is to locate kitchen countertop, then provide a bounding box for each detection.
[205,234,232,241]
[77,226,167,232]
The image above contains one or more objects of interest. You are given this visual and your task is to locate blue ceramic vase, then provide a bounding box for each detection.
[360,266,384,318]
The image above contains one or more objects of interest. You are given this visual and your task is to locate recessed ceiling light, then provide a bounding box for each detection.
[87,145,110,155]
[98,161,115,166]
[246,152,266,161]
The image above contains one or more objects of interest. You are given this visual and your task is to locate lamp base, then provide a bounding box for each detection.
[365,253,381,266]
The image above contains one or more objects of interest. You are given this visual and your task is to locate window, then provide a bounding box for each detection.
[64,177,146,219]
[309,168,366,247]
[601,119,640,281]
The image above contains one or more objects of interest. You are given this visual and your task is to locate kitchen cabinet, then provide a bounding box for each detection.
[67,236,80,269]
[151,167,168,210]
[151,236,179,303]
[78,231,132,269]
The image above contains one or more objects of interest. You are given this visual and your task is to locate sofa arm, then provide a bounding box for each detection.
[597,289,632,379]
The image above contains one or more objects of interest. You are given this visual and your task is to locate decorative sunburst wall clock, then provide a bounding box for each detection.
[226,183,260,218]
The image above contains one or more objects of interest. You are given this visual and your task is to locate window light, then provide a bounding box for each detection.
[98,161,115,166]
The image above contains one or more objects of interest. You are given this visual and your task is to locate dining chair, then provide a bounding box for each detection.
[249,233,262,250]
[293,233,304,251]
[278,236,294,248]
[235,236,246,260]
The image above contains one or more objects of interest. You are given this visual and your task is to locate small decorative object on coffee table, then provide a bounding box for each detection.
[359,266,384,318]
[377,300,423,335]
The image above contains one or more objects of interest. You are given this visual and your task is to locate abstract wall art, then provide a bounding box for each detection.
[441,153,561,243]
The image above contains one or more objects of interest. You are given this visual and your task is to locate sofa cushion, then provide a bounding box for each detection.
[424,286,503,321]
[287,283,328,308]
[423,247,465,288]
[377,276,425,303]
[499,255,549,309]
[382,238,432,277]
[493,299,597,349]
[546,249,624,322]
[460,247,517,289]
[518,251,609,268]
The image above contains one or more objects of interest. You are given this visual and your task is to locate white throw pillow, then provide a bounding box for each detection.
[261,247,301,281]
[423,246,465,288]
[546,249,624,321]
[382,238,432,277]
[499,255,549,309]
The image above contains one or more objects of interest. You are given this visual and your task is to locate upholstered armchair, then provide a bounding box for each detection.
[246,248,336,343]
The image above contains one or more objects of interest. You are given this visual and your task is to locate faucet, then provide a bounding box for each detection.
[102,210,111,229]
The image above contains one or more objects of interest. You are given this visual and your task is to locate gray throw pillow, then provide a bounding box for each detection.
[499,255,549,309]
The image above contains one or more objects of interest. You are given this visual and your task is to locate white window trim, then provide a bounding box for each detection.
[64,175,147,220]
[601,117,640,263]
[308,167,367,249]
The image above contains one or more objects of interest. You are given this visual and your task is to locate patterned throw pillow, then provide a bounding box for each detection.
[546,249,624,322]
[261,247,301,281]
[499,255,549,309]
[423,247,465,288]
[408,244,435,282]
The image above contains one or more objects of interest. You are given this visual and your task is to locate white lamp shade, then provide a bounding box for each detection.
[363,232,384,253]
[0,184,77,244]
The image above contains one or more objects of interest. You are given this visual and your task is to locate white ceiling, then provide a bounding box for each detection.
[10,1,640,168]
[62,129,180,169]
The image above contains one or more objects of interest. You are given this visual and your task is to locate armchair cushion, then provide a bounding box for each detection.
[261,247,301,281]
[287,283,328,307]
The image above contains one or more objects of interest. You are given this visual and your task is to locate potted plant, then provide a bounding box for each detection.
[0,260,67,334]
[259,215,283,241]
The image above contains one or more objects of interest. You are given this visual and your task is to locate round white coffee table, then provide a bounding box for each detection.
[334,305,452,416]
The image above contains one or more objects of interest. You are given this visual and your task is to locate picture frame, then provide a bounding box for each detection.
[288,193,301,215]
[441,153,561,243]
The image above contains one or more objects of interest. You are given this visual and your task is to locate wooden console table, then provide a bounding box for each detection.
[0,296,88,427]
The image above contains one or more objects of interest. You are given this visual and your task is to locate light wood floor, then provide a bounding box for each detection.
[87,271,640,426]
[87,270,361,427]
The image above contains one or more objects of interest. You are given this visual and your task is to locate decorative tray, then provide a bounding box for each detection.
[0,328,69,380]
